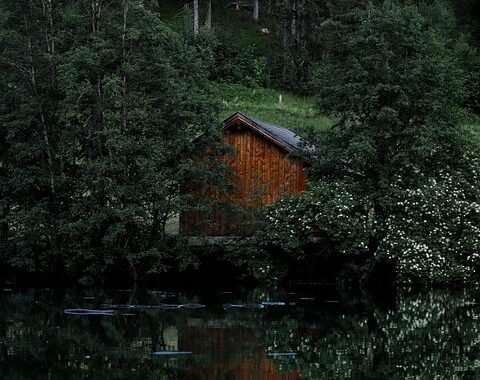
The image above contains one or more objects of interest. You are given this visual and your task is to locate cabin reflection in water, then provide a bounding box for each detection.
[163,318,301,379]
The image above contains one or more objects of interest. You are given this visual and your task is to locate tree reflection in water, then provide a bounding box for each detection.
[262,288,480,379]
[0,287,479,379]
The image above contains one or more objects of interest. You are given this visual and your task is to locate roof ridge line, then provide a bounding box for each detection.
[224,111,303,151]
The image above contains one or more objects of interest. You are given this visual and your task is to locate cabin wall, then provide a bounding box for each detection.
[180,127,307,236]
[225,128,307,204]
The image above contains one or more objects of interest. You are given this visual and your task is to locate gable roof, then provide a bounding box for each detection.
[223,112,306,156]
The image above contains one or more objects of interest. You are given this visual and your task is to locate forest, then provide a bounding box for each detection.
[1,0,480,287]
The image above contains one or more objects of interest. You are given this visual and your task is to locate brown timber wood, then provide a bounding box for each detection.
[181,115,308,236]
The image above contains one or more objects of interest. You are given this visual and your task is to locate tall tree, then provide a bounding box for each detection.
[280,0,478,284]
[310,1,465,183]
[264,0,327,88]
[0,0,66,273]
[0,0,226,282]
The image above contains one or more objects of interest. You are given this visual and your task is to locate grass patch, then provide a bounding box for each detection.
[213,83,332,134]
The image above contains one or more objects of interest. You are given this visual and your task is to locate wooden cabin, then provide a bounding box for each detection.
[180,112,309,236]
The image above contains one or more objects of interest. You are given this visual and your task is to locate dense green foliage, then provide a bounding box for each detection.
[1,0,480,285]
[311,1,466,177]
[261,180,369,255]
[0,0,226,283]
[380,166,480,284]
[259,1,480,284]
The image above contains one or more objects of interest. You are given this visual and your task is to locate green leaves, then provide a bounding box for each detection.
[379,154,480,284]
[260,179,371,256]
[296,1,480,284]
[0,1,226,282]
[311,1,465,180]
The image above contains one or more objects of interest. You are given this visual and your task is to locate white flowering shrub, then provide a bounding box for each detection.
[379,157,480,284]
[259,153,480,284]
[260,179,371,255]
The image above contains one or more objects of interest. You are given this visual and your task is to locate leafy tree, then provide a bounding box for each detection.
[0,0,65,274]
[260,179,369,255]
[379,152,480,284]
[451,0,480,45]
[0,1,226,283]
[286,1,480,284]
[264,0,328,89]
[57,1,226,282]
[310,1,466,181]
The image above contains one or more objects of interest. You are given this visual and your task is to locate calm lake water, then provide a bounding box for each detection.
[1,286,480,379]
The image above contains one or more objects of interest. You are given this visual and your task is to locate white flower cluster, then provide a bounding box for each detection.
[262,180,371,254]
[380,170,480,284]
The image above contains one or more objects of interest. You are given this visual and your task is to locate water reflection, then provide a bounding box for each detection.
[0,287,479,379]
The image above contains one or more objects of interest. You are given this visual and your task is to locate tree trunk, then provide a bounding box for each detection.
[23,13,59,252]
[282,24,289,84]
[206,0,212,28]
[41,0,55,53]
[90,0,101,33]
[193,0,199,35]
[122,0,128,131]
[253,0,259,21]
[24,17,56,201]
[291,0,297,45]
[0,204,8,247]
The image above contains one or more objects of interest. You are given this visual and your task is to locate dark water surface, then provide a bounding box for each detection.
[1,286,480,379]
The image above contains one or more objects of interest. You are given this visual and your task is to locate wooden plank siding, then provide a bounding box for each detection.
[180,114,308,236]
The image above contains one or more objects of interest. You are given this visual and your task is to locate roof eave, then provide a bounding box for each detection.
[223,112,297,155]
